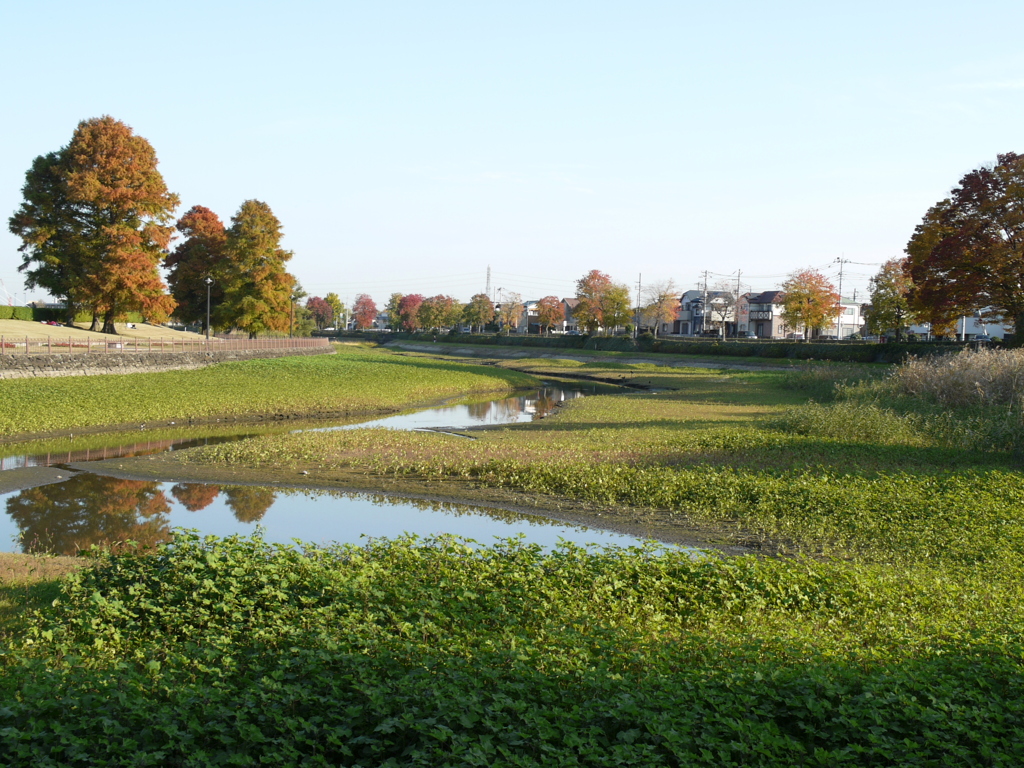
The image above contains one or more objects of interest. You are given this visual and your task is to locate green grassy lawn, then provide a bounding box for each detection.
[0,344,536,437]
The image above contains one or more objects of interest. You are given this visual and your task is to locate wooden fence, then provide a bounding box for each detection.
[0,336,331,355]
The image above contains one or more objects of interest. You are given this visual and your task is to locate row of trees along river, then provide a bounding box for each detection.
[9,117,1024,343]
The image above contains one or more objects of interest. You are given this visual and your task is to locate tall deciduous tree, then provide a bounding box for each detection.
[8,153,88,325]
[497,292,524,333]
[398,294,425,331]
[641,279,679,336]
[352,294,378,329]
[8,116,180,332]
[166,205,226,333]
[573,270,612,333]
[573,270,631,333]
[217,200,295,338]
[707,281,738,338]
[385,293,404,330]
[905,152,1024,339]
[780,268,841,337]
[865,258,916,341]
[419,295,462,330]
[536,295,563,334]
[601,283,633,331]
[324,293,344,328]
[306,296,334,329]
[463,293,495,332]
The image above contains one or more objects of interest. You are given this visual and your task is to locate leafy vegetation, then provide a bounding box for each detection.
[3,532,1023,765]
[173,354,1024,567]
[5,348,1024,762]
[0,345,534,436]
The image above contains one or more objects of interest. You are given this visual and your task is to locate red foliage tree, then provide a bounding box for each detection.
[353,293,378,329]
[398,294,425,331]
[306,296,334,329]
[5,475,172,555]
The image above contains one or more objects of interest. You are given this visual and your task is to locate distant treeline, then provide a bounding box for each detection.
[325,330,972,364]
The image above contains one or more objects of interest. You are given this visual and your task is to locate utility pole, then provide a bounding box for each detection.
[634,273,642,338]
[734,269,742,339]
[700,271,710,335]
[834,256,850,339]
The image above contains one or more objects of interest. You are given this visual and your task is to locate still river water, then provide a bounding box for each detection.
[0,383,664,555]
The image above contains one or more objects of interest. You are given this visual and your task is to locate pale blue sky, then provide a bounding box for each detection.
[3,1,1024,308]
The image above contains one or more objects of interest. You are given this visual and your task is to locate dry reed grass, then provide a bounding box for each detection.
[894,348,1024,408]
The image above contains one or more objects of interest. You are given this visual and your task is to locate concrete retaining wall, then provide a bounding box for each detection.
[0,345,333,380]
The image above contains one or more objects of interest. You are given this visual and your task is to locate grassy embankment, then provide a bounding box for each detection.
[3,347,1024,763]
[0,343,535,439]
[0,317,205,342]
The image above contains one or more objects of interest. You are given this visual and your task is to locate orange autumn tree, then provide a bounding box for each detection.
[780,268,841,338]
[536,295,564,334]
[10,116,179,332]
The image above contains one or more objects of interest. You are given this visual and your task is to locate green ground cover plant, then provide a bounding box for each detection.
[2,532,1023,765]
[5,348,1024,763]
[183,359,1021,564]
[0,345,534,437]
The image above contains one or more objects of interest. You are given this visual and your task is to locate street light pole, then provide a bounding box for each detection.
[204,276,213,341]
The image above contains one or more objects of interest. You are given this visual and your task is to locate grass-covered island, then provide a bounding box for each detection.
[3,344,1024,765]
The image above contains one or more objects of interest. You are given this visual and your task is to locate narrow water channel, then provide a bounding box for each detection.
[1,383,662,555]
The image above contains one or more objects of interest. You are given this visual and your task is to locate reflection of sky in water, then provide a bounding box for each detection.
[0,383,683,556]
[321,386,589,431]
[0,385,602,471]
[0,477,673,555]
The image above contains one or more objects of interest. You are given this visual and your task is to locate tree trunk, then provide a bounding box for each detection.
[101,310,117,335]
[89,309,100,332]
[1012,312,1024,348]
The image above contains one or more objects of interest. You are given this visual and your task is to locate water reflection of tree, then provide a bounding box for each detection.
[532,390,560,418]
[5,475,172,555]
[466,401,494,420]
[222,486,277,523]
[171,483,221,512]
